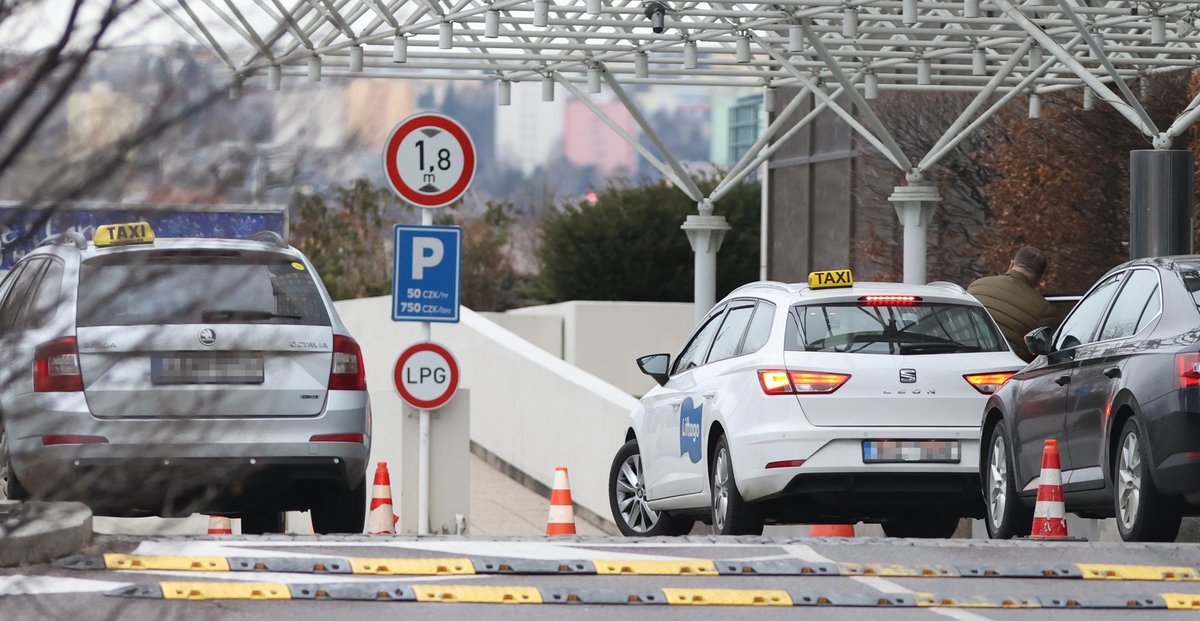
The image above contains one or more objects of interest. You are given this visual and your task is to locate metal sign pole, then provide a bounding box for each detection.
[418,208,433,535]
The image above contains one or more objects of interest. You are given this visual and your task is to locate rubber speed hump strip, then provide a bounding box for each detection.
[56,555,1200,582]
[103,582,1200,609]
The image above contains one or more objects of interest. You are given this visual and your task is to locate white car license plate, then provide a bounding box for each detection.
[862,440,960,463]
[151,353,265,385]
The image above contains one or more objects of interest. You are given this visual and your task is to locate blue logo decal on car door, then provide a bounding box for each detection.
[680,397,703,463]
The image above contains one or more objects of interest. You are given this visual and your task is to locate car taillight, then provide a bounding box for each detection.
[758,370,850,395]
[330,335,366,391]
[964,372,1015,394]
[1178,353,1200,388]
[34,337,83,392]
[860,295,921,306]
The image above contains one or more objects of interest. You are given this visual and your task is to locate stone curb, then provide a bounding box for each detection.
[0,500,93,567]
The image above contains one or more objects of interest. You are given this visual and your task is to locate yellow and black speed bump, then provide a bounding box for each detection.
[56,554,1200,583]
[105,582,1200,609]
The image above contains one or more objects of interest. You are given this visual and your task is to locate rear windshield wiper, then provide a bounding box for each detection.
[201,309,303,322]
[898,343,979,354]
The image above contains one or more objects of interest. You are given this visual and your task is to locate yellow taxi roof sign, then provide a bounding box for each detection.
[808,269,854,289]
[95,222,155,248]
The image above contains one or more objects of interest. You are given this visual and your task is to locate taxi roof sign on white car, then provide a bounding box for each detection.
[808,269,854,289]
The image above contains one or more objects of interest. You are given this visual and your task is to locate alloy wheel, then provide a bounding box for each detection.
[988,432,1008,529]
[712,448,730,532]
[1118,431,1142,530]
[615,453,659,533]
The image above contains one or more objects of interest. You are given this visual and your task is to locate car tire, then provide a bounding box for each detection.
[983,419,1032,539]
[311,477,367,534]
[710,435,763,536]
[0,422,27,502]
[241,510,286,535]
[609,440,695,537]
[881,513,961,538]
[1114,417,1182,542]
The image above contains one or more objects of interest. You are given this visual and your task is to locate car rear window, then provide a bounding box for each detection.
[77,250,330,327]
[786,301,1005,355]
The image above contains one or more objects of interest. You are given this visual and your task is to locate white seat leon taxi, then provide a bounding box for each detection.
[608,271,1026,537]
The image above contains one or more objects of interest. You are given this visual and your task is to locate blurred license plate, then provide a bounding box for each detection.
[862,440,960,463]
[152,353,264,385]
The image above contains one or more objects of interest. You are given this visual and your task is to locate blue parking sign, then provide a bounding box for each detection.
[392,225,462,323]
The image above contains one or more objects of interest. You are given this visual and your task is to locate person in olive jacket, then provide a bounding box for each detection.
[967,246,1060,362]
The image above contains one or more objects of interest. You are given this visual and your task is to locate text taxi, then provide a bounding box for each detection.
[0,222,371,534]
[608,270,1025,537]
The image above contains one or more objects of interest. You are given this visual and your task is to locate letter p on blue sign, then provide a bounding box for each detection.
[392,224,462,323]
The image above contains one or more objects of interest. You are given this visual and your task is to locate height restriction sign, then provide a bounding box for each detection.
[383,113,476,208]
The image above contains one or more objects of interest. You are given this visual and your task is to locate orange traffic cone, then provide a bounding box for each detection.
[207,515,232,535]
[546,467,577,536]
[367,462,396,535]
[809,524,855,537]
[1030,439,1070,539]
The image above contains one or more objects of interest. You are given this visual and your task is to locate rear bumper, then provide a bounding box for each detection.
[5,391,369,514]
[759,473,983,522]
[729,425,981,505]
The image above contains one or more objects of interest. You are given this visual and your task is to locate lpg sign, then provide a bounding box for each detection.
[394,342,460,410]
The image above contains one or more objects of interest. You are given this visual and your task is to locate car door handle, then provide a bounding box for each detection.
[1054,375,1072,386]
[1104,367,1122,379]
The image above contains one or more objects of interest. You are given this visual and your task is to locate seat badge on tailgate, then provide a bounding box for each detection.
[899,368,917,383]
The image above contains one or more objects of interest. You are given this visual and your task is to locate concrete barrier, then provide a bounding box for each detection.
[335,297,640,527]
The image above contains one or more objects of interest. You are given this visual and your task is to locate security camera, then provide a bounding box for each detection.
[644,1,668,34]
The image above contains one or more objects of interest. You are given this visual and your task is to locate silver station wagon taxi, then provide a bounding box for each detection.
[0,222,370,533]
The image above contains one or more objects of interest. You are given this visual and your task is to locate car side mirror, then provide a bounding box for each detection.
[637,353,671,386]
[1024,327,1053,357]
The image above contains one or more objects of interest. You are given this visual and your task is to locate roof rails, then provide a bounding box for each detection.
[729,281,792,296]
[37,231,87,251]
[926,280,967,294]
[250,230,288,248]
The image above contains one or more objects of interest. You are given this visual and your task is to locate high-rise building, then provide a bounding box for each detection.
[345,80,416,147]
[65,82,140,160]
[563,98,637,178]
[495,82,565,175]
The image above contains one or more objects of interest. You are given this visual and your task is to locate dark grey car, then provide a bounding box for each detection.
[0,226,369,533]
[982,256,1200,542]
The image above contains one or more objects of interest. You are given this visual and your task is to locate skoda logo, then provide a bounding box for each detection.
[899,368,917,383]
[199,328,217,347]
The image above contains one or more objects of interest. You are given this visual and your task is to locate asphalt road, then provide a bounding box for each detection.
[6,535,1200,620]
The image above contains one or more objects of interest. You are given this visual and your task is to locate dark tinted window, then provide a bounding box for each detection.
[739,301,776,354]
[1099,269,1159,341]
[786,301,1005,355]
[25,260,63,330]
[1055,273,1122,350]
[706,304,755,364]
[77,251,330,327]
[0,260,40,333]
[673,309,725,374]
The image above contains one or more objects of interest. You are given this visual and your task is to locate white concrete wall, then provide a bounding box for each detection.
[335,297,638,525]
[478,311,563,358]
[509,301,695,397]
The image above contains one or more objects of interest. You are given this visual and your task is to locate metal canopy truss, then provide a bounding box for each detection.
[162,0,1200,299]
[161,0,1200,178]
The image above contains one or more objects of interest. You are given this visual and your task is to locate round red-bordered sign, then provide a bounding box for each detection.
[393,342,460,410]
[383,113,476,208]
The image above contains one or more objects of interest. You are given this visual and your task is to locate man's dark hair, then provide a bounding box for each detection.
[1013,246,1047,280]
